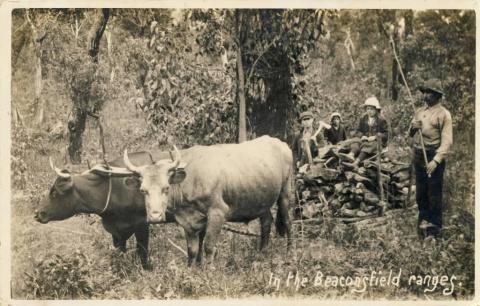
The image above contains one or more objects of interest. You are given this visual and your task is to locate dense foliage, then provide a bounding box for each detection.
[12,9,475,145]
[24,252,94,299]
[137,16,238,146]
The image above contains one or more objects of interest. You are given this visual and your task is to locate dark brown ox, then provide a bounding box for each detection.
[124,135,293,266]
[34,151,174,269]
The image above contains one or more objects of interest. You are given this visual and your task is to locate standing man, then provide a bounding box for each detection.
[410,79,453,238]
[292,111,330,167]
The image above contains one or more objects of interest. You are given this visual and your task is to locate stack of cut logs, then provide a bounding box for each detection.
[294,138,414,220]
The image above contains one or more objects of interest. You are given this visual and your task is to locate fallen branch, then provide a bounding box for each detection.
[223,223,260,237]
[340,215,377,224]
[292,205,416,225]
[293,217,327,224]
[167,238,187,257]
[42,224,94,237]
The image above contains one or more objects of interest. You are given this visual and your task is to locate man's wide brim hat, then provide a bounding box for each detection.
[299,111,314,120]
[363,96,381,110]
[418,79,444,96]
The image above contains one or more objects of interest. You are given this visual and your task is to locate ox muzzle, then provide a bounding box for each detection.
[34,209,49,224]
[146,211,167,223]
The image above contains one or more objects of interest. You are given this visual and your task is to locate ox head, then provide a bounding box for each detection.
[35,158,78,223]
[124,146,186,223]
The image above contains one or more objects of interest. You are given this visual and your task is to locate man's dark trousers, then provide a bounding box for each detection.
[414,149,445,236]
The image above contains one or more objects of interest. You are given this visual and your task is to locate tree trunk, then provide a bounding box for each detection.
[344,28,355,70]
[67,108,87,163]
[67,9,110,164]
[26,10,47,126]
[404,10,414,38]
[12,18,29,70]
[403,10,414,77]
[236,10,247,143]
[390,21,401,101]
[249,47,293,142]
[376,10,400,101]
[88,9,110,62]
[33,46,44,125]
[237,50,247,143]
[391,47,398,101]
[105,26,115,82]
[72,10,83,45]
[252,71,292,141]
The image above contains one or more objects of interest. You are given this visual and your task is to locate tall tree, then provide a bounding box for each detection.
[67,8,110,163]
[402,10,414,76]
[203,9,327,141]
[242,10,327,141]
[235,10,247,143]
[132,9,328,145]
[11,10,30,70]
[376,10,400,101]
[25,9,49,126]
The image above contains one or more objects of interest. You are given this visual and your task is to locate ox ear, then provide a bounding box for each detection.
[54,173,73,194]
[169,168,186,185]
[123,176,141,189]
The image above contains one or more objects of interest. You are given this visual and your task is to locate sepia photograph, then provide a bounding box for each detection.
[3,2,476,303]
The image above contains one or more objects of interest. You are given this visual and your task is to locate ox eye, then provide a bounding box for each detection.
[162,186,170,193]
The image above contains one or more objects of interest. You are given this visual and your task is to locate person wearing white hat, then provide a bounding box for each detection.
[324,112,347,145]
[348,96,389,167]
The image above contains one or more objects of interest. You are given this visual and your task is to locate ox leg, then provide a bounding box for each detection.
[259,211,273,251]
[277,183,293,250]
[196,229,206,265]
[134,226,151,270]
[184,229,200,267]
[112,235,127,253]
[203,208,226,265]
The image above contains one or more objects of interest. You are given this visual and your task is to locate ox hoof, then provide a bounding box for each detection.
[142,262,153,270]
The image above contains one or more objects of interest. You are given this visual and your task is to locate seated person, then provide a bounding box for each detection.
[324,112,347,145]
[348,96,389,167]
[292,111,329,167]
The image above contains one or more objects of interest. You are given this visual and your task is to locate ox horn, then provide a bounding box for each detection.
[49,157,71,179]
[123,150,142,174]
[169,145,181,170]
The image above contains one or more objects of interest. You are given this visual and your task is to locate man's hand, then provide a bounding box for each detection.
[367,135,376,141]
[426,160,438,175]
[411,120,422,131]
[320,121,332,129]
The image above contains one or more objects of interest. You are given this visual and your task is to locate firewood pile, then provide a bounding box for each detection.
[294,138,415,221]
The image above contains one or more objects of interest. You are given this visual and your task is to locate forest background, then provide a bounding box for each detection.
[9,8,475,299]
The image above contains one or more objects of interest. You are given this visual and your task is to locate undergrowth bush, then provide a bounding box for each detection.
[10,126,49,191]
[24,251,94,299]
